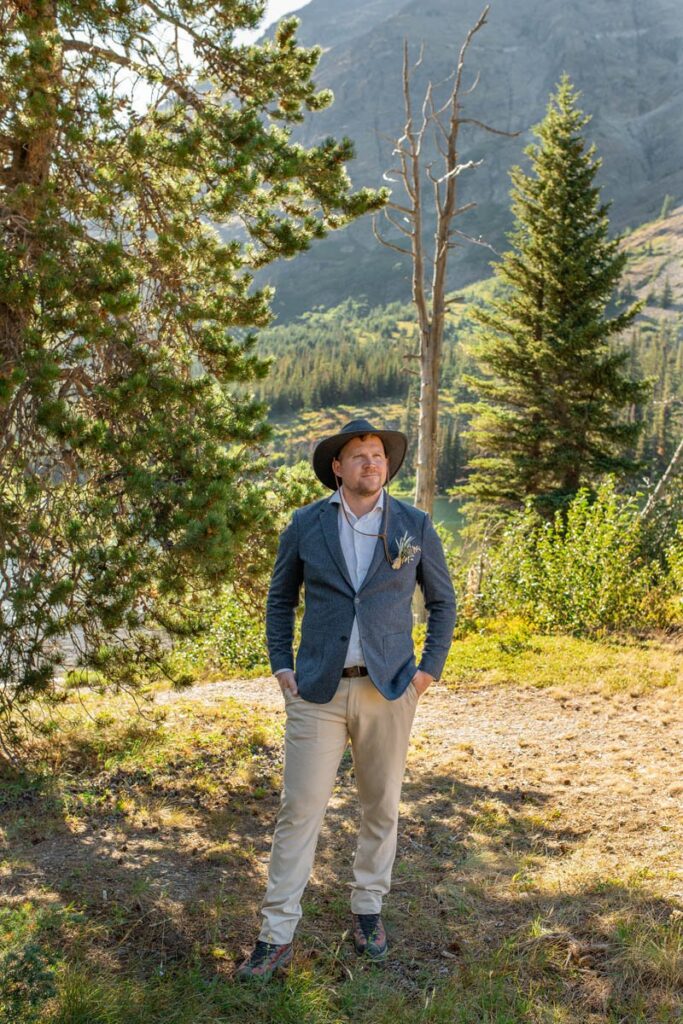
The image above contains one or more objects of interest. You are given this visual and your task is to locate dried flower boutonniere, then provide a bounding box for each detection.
[391,532,421,570]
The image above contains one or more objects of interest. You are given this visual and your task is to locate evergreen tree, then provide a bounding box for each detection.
[462,76,649,518]
[660,194,674,220]
[436,416,462,492]
[0,0,385,751]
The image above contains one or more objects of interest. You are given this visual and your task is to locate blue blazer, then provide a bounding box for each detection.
[265,492,457,702]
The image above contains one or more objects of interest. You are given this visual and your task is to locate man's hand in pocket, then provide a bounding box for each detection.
[411,669,435,697]
[275,669,298,699]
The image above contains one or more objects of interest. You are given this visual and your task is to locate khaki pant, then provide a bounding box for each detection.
[259,674,419,945]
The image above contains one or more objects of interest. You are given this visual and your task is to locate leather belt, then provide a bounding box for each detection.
[342,665,368,678]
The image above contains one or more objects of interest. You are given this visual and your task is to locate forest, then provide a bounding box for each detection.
[255,284,683,492]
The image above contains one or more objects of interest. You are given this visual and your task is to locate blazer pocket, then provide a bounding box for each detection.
[382,630,413,659]
[295,641,323,679]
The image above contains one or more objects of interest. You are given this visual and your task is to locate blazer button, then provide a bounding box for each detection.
[340,635,348,642]
[354,597,360,605]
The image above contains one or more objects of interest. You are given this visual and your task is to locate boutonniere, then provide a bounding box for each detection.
[391,532,421,570]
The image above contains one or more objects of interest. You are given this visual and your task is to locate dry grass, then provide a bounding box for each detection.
[1,656,682,1023]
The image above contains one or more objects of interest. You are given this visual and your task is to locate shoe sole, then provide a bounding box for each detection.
[235,950,293,981]
[353,944,388,960]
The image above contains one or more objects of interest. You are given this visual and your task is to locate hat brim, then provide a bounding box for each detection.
[313,427,407,490]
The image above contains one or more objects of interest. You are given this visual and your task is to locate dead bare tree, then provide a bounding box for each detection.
[374,4,518,520]
[640,432,683,520]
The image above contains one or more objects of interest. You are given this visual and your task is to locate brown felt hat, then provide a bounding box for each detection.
[312,418,407,491]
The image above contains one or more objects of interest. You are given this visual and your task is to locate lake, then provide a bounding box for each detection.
[393,492,464,539]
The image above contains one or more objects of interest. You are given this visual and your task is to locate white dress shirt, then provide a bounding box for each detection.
[273,486,385,676]
[329,486,384,667]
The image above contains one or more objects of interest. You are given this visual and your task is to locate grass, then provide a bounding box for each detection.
[162,620,683,691]
[1,642,682,1023]
[442,623,683,695]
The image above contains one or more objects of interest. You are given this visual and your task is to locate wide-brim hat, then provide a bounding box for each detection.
[312,418,408,490]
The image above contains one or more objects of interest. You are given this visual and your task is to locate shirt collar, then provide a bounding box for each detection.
[329,486,385,518]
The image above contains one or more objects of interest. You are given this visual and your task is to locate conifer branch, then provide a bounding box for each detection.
[61,38,203,110]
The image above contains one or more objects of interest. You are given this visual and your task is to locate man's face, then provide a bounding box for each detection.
[331,435,388,496]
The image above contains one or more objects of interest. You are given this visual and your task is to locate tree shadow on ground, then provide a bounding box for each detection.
[1,725,681,1021]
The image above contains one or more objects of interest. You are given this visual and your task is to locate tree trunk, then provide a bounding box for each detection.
[1,0,59,446]
[414,324,441,624]
[414,328,439,518]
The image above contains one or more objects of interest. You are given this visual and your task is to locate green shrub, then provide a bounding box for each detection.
[478,479,677,635]
[173,588,270,674]
[666,522,683,621]
[167,462,322,678]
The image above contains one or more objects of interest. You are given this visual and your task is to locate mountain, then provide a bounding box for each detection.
[619,204,683,321]
[255,0,683,320]
[256,206,683,487]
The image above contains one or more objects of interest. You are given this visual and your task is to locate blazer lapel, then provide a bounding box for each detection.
[319,501,355,591]
[357,494,405,594]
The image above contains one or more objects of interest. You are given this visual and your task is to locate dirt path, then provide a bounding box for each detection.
[4,674,682,1017]
[157,677,683,894]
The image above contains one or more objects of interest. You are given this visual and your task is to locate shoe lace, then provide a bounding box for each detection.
[357,913,380,939]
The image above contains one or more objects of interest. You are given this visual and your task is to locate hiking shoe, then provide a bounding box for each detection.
[352,913,388,960]
[234,939,293,981]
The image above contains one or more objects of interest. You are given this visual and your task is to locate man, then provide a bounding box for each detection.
[236,418,456,980]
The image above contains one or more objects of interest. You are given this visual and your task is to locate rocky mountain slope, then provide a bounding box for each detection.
[256,0,683,320]
[619,205,683,323]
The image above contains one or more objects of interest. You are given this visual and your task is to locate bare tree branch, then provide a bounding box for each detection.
[463,69,481,96]
[448,227,500,255]
[458,117,521,138]
[386,200,415,216]
[372,215,412,256]
[451,5,490,105]
[382,208,415,238]
[427,92,450,146]
[640,434,683,519]
[436,158,483,184]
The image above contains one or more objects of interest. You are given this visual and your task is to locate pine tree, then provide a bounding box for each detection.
[462,76,649,518]
[0,0,385,752]
[436,416,462,492]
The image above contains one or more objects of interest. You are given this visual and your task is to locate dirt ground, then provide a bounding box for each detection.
[4,675,682,1017]
[155,676,683,906]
